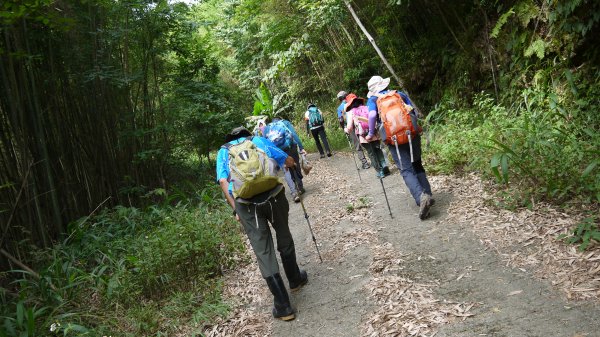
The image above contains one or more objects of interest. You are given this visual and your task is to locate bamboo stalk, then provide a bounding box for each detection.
[342,0,423,114]
[0,160,35,247]
[0,248,41,280]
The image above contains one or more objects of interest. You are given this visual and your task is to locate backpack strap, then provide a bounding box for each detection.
[221,136,253,150]
[374,90,395,99]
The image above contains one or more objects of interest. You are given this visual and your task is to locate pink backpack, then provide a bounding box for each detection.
[351,105,370,136]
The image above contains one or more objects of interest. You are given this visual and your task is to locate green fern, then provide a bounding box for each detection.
[491,8,515,38]
[524,39,546,59]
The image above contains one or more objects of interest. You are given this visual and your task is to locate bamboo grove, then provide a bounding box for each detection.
[1,0,599,270]
[0,0,245,269]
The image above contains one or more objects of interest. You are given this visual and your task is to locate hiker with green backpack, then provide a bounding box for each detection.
[262,117,307,201]
[216,126,308,321]
[366,75,434,220]
[305,103,332,158]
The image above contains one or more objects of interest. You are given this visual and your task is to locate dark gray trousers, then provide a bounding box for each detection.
[235,189,296,278]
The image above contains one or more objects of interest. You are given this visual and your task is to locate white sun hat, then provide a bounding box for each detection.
[367,76,391,98]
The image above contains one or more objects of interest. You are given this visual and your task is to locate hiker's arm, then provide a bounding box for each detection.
[218,178,235,209]
[215,147,237,216]
[344,111,353,134]
[286,121,304,151]
[305,117,310,135]
[366,97,378,139]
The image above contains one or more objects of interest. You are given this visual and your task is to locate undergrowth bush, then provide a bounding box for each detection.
[0,184,245,336]
[425,70,599,206]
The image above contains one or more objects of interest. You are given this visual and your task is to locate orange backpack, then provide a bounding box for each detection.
[376,90,421,145]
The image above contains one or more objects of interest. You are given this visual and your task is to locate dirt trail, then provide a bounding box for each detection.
[205,152,600,337]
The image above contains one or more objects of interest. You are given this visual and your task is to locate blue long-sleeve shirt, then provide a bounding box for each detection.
[216,136,288,195]
[337,101,347,127]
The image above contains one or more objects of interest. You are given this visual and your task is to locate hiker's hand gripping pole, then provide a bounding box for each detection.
[345,133,362,182]
[291,167,323,263]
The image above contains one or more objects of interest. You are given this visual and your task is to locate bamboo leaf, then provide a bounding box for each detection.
[582,161,597,177]
[501,154,510,184]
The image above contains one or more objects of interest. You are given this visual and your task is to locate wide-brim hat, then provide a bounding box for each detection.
[336,90,348,100]
[225,126,252,142]
[344,93,365,111]
[367,76,390,98]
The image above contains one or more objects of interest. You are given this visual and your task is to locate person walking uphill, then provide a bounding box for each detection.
[366,76,434,220]
[337,91,370,169]
[262,117,307,200]
[305,103,332,158]
[344,93,389,178]
[216,127,308,321]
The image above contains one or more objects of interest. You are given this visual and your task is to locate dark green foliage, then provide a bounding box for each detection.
[1,185,245,335]
[559,215,600,252]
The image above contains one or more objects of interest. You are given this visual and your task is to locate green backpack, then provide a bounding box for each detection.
[223,138,280,199]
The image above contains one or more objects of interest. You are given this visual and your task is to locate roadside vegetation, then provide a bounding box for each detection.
[1,0,598,335]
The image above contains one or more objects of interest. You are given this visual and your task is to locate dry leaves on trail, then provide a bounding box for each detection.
[324,228,378,260]
[202,240,272,337]
[433,173,600,301]
[362,244,475,337]
[369,243,406,275]
[203,308,271,337]
[361,276,474,337]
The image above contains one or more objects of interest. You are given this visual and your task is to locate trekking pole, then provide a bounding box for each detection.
[345,133,362,182]
[379,175,393,218]
[358,142,393,219]
[393,136,403,171]
[290,168,323,263]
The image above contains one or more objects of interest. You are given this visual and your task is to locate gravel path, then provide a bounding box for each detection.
[205,151,600,337]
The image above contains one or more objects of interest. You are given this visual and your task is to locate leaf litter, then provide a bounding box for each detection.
[434,173,600,301]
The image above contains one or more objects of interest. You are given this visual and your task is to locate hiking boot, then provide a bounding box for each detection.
[281,253,308,291]
[320,154,326,159]
[265,273,295,321]
[419,193,432,220]
[362,161,371,169]
[326,152,332,157]
[298,186,306,195]
[289,270,308,291]
[382,166,391,176]
[291,192,301,203]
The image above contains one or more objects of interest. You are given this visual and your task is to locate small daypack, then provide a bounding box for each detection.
[265,121,293,150]
[351,105,370,136]
[223,138,280,199]
[308,106,324,128]
[376,90,421,145]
